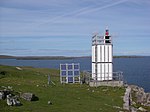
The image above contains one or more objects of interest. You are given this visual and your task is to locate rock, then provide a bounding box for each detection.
[21,93,38,101]
[145,93,150,106]
[113,106,122,109]
[130,107,138,112]
[0,91,5,99]
[7,86,12,90]
[48,100,52,105]
[7,98,13,106]
[138,107,147,112]
[77,97,80,100]
[1,86,7,89]
[130,85,150,107]
[16,67,22,70]
[102,89,108,92]
[6,94,21,106]
[12,98,21,106]
[132,102,136,106]
[6,94,13,106]
[123,86,131,110]
[0,89,11,99]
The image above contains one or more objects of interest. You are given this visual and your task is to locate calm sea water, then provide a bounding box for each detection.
[0,57,150,92]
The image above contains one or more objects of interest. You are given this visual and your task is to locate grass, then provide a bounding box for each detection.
[0,65,125,112]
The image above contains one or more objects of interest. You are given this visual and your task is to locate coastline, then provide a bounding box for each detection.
[0,55,146,60]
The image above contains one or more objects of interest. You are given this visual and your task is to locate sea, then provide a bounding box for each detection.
[0,57,150,92]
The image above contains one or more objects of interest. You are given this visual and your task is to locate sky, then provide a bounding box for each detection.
[0,0,150,56]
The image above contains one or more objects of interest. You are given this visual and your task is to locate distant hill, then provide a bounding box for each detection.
[0,55,15,59]
[0,55,145,60]
[0,55,74,60]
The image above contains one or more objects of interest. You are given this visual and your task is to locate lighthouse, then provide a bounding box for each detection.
[92,28,113,81]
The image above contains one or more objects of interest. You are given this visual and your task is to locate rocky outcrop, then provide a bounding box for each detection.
[130,85,150,107]
[123,86,131,110]
[123,85,150,112]
[0,86,21,106]
[6,94,21,106]
[0,87,12,99]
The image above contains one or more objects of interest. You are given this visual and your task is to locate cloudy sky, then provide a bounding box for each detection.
[0,0,150,56]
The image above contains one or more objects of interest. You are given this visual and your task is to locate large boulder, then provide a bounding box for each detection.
[21,93,38,101]
[0,89,11,99]
[6,94,21,106]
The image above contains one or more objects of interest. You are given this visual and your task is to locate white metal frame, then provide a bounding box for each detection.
[60,63,80,83]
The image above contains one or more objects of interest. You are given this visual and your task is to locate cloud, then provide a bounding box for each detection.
[75,0,128,16]
[0,0,150,56]
[38,48,91,54]
[0,48,91,56]
[38,0,128,25]
[114,50,150,56]
[3,48,29,51]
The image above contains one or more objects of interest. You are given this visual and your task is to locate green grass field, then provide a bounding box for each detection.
[0,65,126,112]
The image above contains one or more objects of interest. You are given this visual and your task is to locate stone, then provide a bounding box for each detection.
[145,93,150,106]
[7,86,12,90]
[12,98,21,106]
[21,93,38,101]
[48,100,52,105]
[123,86,131,110]
[7,98,13,106]
[129,85,150,107]
[130,107,138,112]
[113,106,122,109]
[0,89,11,99]
[16,67,22,70]
[6,94,21,106]
[0,91,5,99]
[131,101,136,105]
[6,94,13,106]
[138,107,147,112]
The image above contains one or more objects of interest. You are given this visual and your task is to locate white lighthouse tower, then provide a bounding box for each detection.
[92,28,113,81]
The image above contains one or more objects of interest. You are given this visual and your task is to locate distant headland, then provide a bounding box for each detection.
[0,55,146,60]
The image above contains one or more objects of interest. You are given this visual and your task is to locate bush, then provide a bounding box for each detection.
[0,71,7,75]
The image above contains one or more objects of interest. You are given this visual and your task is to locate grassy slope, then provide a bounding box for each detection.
[0,65,125,112]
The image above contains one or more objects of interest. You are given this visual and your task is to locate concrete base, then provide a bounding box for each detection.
[89,80,124,87]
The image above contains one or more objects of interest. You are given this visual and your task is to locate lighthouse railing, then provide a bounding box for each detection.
[82,71,124,84]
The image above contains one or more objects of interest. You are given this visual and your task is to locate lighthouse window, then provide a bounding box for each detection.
[105,40,110,43]
[105,36,110,39]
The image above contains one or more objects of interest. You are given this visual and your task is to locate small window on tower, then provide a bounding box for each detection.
[105,36,110,39]
[105,40,110,43]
